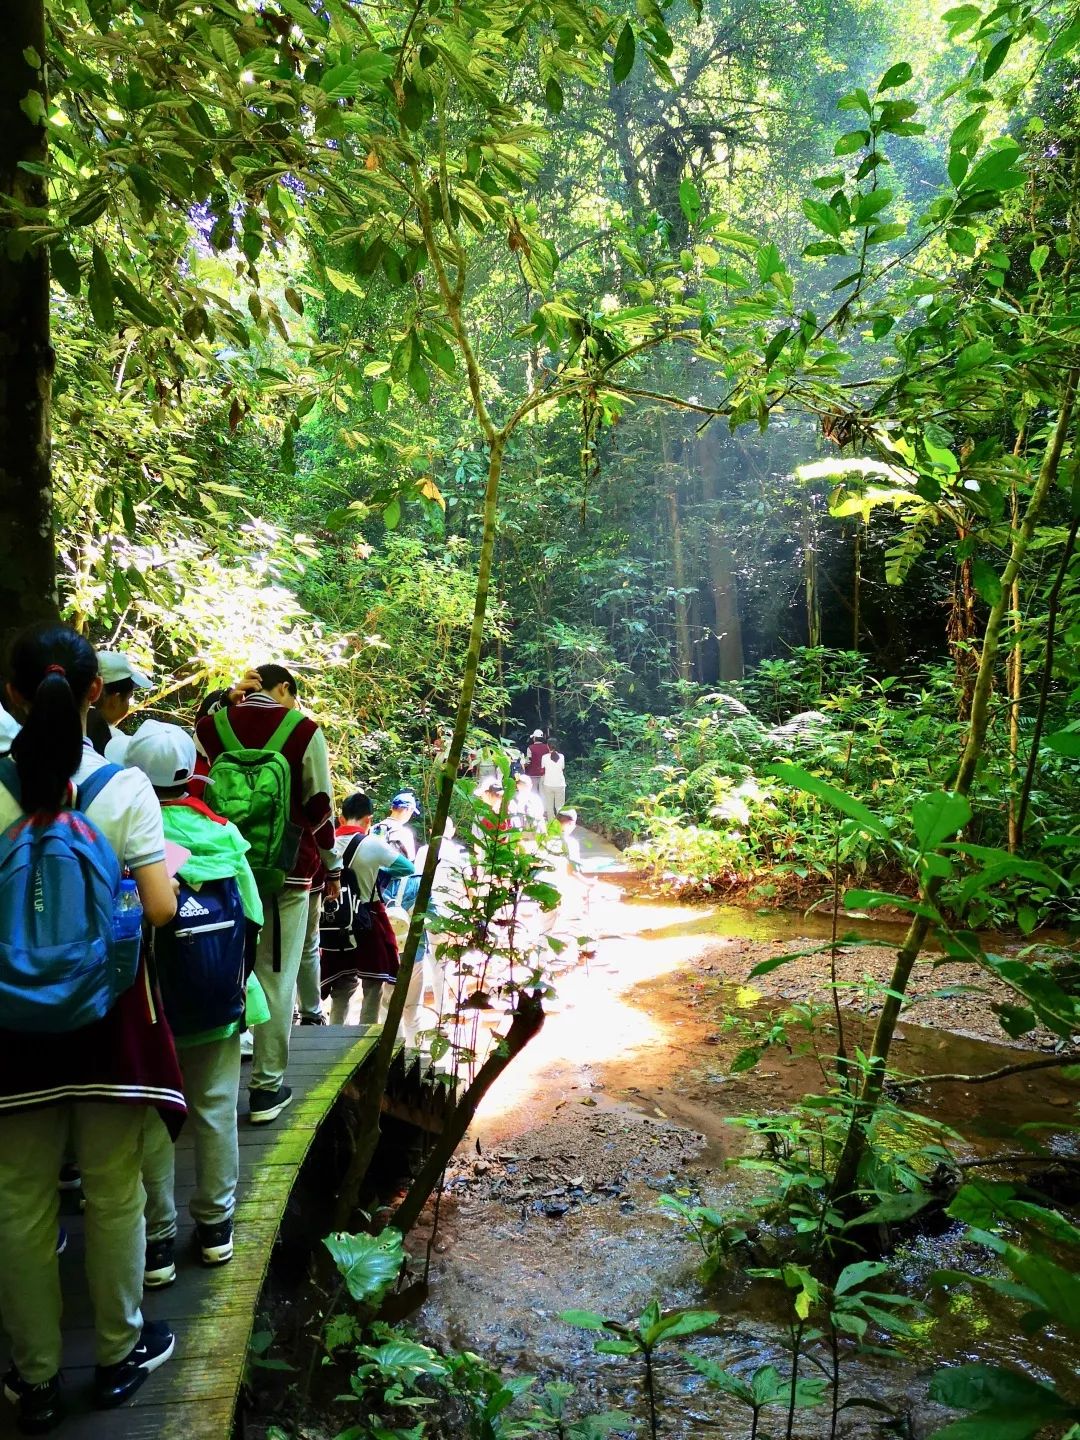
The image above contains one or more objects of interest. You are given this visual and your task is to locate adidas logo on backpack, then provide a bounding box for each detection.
[178,894,212,919]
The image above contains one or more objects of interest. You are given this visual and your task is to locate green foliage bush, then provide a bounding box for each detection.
[579,647,1080,925]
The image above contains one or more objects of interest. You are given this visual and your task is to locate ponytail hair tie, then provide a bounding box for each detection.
[44,663,66,678]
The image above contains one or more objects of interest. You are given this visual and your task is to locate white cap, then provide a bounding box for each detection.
[531,728,544,739]
[125,720,197,788]
[98,651,153,689]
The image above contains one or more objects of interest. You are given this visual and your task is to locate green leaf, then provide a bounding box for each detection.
[947,227,977,255]
[971,556,1002,604]
[878,62,913,90]
[767,762,891,839]
[853,188,893,224]
[383,497,401,530]
[51,246,81,296]
[372,380,390,414]
[1045,730,1080,757]
[835,130,870,156]
[88,245,114,330]
[844,1191,933,1227]
[612,23,636,84]
[865,222,906,245]
[835,1260,891,1295]
[686,1356,753,1404]
[982,34,1011,79]
[559,1310,609,1330]
[802,197,842,236]
[964,144,1024,194]
[1030,244,1049,274]
[544,78,564,113]
[407,358,430,403]
[1048,18,1080,59]
[323,1230,403,1305]
[929,1364,1067,1416]
[679,179,702,227]
[912,791,972,850]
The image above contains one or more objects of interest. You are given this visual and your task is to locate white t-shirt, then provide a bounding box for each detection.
[337,831,408,899]
[540,752,565,787]
[0,738,165,871]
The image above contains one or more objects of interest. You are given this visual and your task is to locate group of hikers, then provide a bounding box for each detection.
[0,623,581,1435]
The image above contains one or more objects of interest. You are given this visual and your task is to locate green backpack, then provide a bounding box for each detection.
[205,708,304,894]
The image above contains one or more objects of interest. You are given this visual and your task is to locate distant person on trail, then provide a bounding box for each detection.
[126,721,264,1286]
[375,789,420,862]
[0,626,182,1430]
[86,650,153,764]
[510,771,545,834]
[195,664,341,1126]
[321,793,413,1027]
[524,729,549,780]
[539,739,566,822]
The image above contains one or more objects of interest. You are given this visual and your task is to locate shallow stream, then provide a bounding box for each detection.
[410,868,1079,1437]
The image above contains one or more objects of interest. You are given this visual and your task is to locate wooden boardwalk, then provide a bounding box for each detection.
[0,1027,384,1440]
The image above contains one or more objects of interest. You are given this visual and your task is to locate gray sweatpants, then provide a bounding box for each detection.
[296,891,324,1021]
[0,1104,147,1380]
[143,1033,241,1238]
[251,886,310,1093]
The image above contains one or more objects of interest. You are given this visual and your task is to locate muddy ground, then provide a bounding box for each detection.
[406,883,1078,1435]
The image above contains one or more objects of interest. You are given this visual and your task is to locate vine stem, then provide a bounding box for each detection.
[830,368,1078,1205]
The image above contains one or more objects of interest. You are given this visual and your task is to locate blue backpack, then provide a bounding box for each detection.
[0,759,141,1033]
[153,875,250,1038]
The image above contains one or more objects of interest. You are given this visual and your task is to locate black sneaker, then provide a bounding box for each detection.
[248,1084,292,1124]
[144,1236,176,1289]
[196,1218,234,1267]
[299,1013,327,1026]
[93,1321,175,1409]
[2,1369,63,1434]
[58,1163,81,1192]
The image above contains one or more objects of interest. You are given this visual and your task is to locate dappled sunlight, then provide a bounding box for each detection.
[469,884,727,1135]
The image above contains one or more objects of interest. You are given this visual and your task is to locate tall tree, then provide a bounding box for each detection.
[0,0,57,648]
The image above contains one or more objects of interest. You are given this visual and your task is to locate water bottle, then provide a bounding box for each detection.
[112,876,143,944]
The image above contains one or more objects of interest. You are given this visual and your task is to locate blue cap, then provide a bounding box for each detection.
[391,790,419,811]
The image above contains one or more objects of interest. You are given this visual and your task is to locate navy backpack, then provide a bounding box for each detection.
[154,876,250,1039]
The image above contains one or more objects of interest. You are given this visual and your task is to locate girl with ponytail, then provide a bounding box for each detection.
[0,624,185,1431]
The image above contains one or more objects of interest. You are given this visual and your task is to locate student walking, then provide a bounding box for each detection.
[196,665,341,1125]
[85,650,153,764]
[539,740,567,822]
[127,722,265,1286]
[523,729,549,780]
[320,794,413,1026]
[0,626,183,1432]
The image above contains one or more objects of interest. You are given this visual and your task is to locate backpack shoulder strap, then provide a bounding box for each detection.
[341,834,364,870]
[264,708,305,755]
[212,708,242,754]
[75,762,122,813]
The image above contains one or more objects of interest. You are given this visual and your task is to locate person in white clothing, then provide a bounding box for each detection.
[414,818,472,1023]
[539,740,567,822]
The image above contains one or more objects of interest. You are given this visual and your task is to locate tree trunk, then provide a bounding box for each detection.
[801,497,821,648]
[710,536,744,681]
[0,0,57,656]
[948,543,978,721]
[661,420,693,683]
[831,373,1078,1204]
[852,524,862,652]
